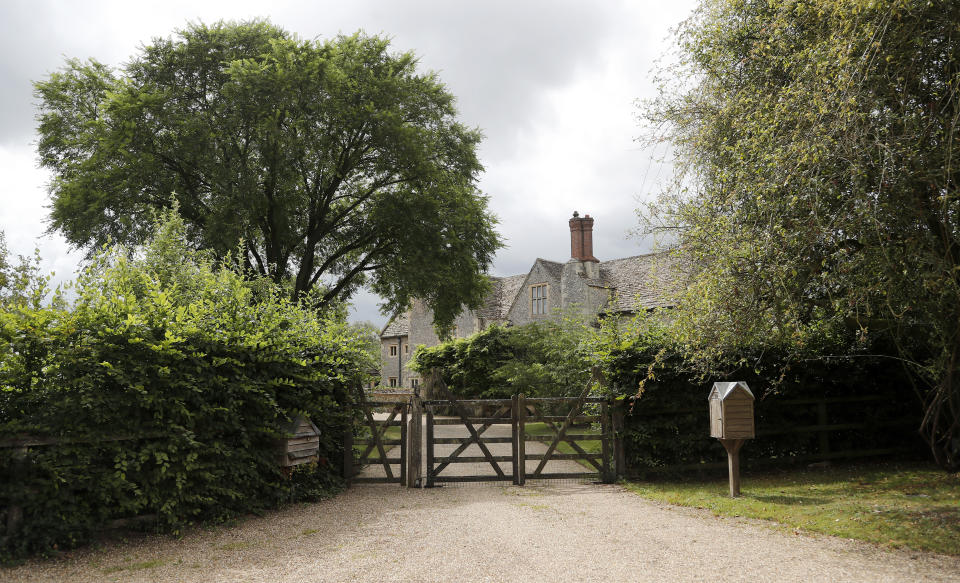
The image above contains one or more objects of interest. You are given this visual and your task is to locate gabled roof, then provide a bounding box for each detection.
[380,312,409,338]
[710,381,755,400]
[499,259,566,319]
[378,252,683,338]
[536,258,564,281]
[599,252,684,312]
[477,274,527,321]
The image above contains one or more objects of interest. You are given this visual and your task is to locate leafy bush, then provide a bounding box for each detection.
[413,307,925,475]
[593,311,925,474]
[410,314,594,399]
[0,211,370,559]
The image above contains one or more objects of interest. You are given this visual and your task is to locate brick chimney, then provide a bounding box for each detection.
[568,211,599,262]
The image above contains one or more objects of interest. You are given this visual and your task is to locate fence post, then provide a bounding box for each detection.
[612,398,626,480]
[425,406,435,487]
[817,400,830,457]
[4,446,27,545]
[517,394,526,486]
[407,394,423,488]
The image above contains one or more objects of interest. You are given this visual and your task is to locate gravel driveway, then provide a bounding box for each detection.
[6,420,960,582]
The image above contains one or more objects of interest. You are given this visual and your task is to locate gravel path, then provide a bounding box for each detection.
[6,421,960,582]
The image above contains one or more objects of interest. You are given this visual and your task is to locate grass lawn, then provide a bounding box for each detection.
[353,425,402,460]
[524,422,602,471]
[625,462,960,555]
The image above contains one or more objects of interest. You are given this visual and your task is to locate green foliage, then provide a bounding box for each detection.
[410,315,595,398]
[640,0,960,469]
[35,20,501,333]
[0,233,51,311]
[592,310,923,473]
[0,210,369,559]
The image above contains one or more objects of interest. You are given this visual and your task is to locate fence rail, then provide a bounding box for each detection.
[622,393,919,476]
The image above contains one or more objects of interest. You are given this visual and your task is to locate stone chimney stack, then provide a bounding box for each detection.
[568,211,599,262]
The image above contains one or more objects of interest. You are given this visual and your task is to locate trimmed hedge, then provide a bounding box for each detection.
[413,313,928,476]
[0,213,369,559]
[607,348,927,476]
[411,319,593,399]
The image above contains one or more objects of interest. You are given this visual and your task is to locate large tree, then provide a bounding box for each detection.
[642,0,960,469]
[35,20,500,330]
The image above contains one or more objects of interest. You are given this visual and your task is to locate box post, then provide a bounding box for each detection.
[709,381,755,498]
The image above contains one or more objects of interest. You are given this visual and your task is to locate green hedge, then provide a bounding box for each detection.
[411,318,593,399]
[607,347,927,476]
[0,212,369,559]
[413,311,927,476]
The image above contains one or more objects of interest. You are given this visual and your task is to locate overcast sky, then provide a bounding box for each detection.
[0,0,697,328]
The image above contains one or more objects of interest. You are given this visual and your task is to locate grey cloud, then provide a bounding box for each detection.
[347,1,617,161]
[0,0,696,327]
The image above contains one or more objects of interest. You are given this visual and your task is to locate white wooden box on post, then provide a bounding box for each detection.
[709,381,755,439]
[708,381,755,497]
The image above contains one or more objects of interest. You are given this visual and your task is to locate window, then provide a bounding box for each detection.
[404,344,409,354]
[530,284,548,315]
[389,345,397,357]
[389,377,398,387]
[411,378,419,389]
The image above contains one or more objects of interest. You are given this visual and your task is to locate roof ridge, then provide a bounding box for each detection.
[600,250,673,264]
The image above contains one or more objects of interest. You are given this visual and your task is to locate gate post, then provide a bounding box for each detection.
[612,398,626,480]
[407,394,423,488]
[517,393,526,486]
[399,403,408,487]
[511,394,519,485]
[425,405,435,487]
[601,399,613,483]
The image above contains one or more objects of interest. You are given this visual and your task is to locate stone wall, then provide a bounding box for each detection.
[379,334,413,389]
[386,299,482,390]
[506,260,561,325]
[560,259,611,320]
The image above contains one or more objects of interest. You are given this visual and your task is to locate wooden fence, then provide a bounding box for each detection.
[622,393,920,476]
[0,433,165,547]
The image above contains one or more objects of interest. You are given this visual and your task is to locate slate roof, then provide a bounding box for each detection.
[379,252,682,339]
[598,252,684,312]
[536,259,564,282]
[477,274,527,321]
[380,312,409,337]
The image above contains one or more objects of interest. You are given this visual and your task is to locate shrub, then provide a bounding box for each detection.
[410,314,594,399]
[592,311,926,474]
[0,211,370,559]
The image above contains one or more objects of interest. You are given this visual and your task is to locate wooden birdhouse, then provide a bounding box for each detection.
[278,415,321,467]
[708,381,755,439]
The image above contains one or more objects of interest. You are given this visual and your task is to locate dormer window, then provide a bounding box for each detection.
[530,283,548,315]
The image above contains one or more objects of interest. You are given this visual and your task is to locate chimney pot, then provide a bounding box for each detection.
[568,212,599,262]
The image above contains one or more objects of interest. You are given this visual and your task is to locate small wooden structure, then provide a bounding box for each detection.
[709,381,755,439]
[278,415,321,467]
[708,381,755,497]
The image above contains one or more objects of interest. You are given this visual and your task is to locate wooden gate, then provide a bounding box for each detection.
[424,398,517,485]
[343,396,408,485]
[515,395,614,484]
[422,381,621,486]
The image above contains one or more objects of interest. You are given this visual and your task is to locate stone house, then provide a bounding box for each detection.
[379,212,679,389]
